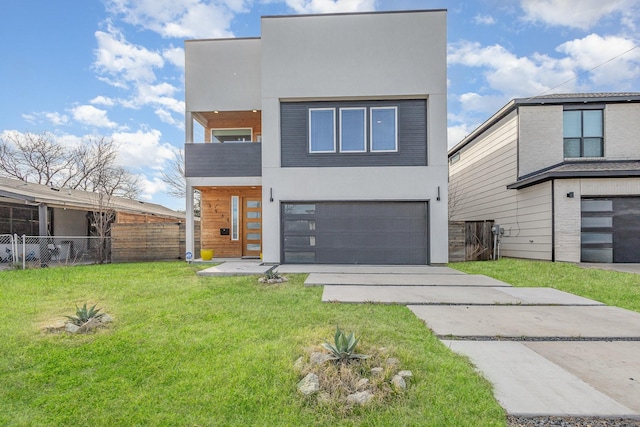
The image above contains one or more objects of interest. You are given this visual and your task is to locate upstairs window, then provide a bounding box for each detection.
[563,110,603,158]
[371,107,398,152]
[211,128,252,143]
[309,108,336,153]
[340,108,366,152]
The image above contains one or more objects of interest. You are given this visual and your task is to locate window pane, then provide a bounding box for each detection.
[246,233,261,240]
[581,248,613,263]
[309,109,335,152]
[583,138,603,157]
[247,222,261,229]
[246,201,261,208]
[283,204,316,215]
[212,129,252,143]
[563,111,581,137]
[583,110,602,137]
[581,199,612,212]
[247,212,261,219]
[231,196,239,240]
[246,244,261,251]
[340,108,366,152]
[284,236,315,246]
[581,233,612,244]
[284,220,316,231]
[371,107,397,151]
[563,138,581,157]
[581,216,612,228]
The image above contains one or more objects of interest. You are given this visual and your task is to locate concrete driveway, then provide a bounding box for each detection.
[307,266,640,419]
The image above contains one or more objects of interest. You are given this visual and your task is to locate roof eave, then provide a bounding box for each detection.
[507,170,640,190]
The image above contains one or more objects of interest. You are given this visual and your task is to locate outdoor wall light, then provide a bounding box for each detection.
[567,192,574,198]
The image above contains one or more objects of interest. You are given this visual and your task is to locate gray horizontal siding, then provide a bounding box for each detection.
[281,99,427,167]
[185,143,262,177]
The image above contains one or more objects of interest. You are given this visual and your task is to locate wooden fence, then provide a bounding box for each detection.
[449,220,494,262]
[111,222,201,263]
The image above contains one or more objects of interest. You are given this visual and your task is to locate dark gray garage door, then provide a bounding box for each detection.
[282,201,428,264]
[581,197,640,263]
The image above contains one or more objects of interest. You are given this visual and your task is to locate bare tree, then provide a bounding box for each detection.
[160,149,200,216]
[160,149,186,198]
[0,132,140,198]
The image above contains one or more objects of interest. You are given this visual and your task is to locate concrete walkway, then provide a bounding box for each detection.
[310,268,640,419]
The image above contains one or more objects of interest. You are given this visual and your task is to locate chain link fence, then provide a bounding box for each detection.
[0,235,111,270]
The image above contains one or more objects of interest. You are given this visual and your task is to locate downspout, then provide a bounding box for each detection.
[551,180,555,262]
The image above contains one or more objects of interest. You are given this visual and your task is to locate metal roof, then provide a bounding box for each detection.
[506,161,640,190]
[0,176,184,220]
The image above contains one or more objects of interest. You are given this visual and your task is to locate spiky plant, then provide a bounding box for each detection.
[65,303,104,326]
[321,327,370,363]
[264,269,281,280]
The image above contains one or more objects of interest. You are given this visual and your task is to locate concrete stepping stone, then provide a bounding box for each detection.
[410,305,640,339]
[442,340,638,417]
[306,273,511,287]
[524,341,640,413]
[322,285,603,305]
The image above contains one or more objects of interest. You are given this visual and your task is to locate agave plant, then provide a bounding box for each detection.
[264,269,281,280]
[65,303,105,326]
[321,327,370,363]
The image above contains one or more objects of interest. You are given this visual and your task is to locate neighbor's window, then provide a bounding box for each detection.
[563,110,603,158]
[231,196,239,240]
[340,108,366,152]
[371,107,398,152]
[211,128,252,143]
[309,108,336,153]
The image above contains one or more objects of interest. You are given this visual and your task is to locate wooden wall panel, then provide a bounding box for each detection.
[199,186,261,257]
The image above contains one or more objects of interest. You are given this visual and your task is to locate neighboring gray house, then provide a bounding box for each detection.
[448,93,640,263]
[184,9,449,265]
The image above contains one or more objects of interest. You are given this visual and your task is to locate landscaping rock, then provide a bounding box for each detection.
[310,351,332,365]
[371,367,384,376]
[391,375,407,390]
[346,390,374,405]
[298,373,320,395]
[45,320,66,332]
[77,317,101,333]
[65,322,80,333]
[356,378,370,390]
[398,370,413,379]
[99,314,113,324]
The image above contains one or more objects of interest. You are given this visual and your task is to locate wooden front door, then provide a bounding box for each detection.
[242,197,262,257]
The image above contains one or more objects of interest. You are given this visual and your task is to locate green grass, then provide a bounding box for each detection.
[0,262,505,426]
[451,258,640,313]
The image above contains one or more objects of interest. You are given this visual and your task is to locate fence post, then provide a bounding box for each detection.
[22,235,26,270]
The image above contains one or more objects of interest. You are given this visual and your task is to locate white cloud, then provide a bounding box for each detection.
[105,0,239,39]
[283,0,375,13]
[557,33,640,89]
[90,95,116,106]
[139,174,168,201]
[71,105,118,129]
[473,14,495,25]
[94,26,164,86]
[110,129,176,170]
[520,0,639,30]
[447,124,475,149]
[448,41,577,98]
[21,111,70,126]
[163,46,185,68]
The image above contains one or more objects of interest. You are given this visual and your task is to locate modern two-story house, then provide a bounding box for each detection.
[184,10,449,265]
[448,93,640,263]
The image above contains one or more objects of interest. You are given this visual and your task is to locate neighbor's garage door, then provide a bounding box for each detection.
[581,197,640,263]
[282,201,428,264]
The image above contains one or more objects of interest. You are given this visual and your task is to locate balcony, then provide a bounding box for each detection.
[185,142,262,178]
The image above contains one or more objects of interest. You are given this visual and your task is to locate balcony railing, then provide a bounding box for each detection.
[185,142,262,178]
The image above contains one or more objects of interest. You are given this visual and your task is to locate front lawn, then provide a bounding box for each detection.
[451,258,640,313]
[0,262,504,426]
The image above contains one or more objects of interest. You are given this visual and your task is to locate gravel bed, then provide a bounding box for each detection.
[508,416,640,426]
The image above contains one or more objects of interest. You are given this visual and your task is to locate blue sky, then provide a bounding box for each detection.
[1,0,639,211]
